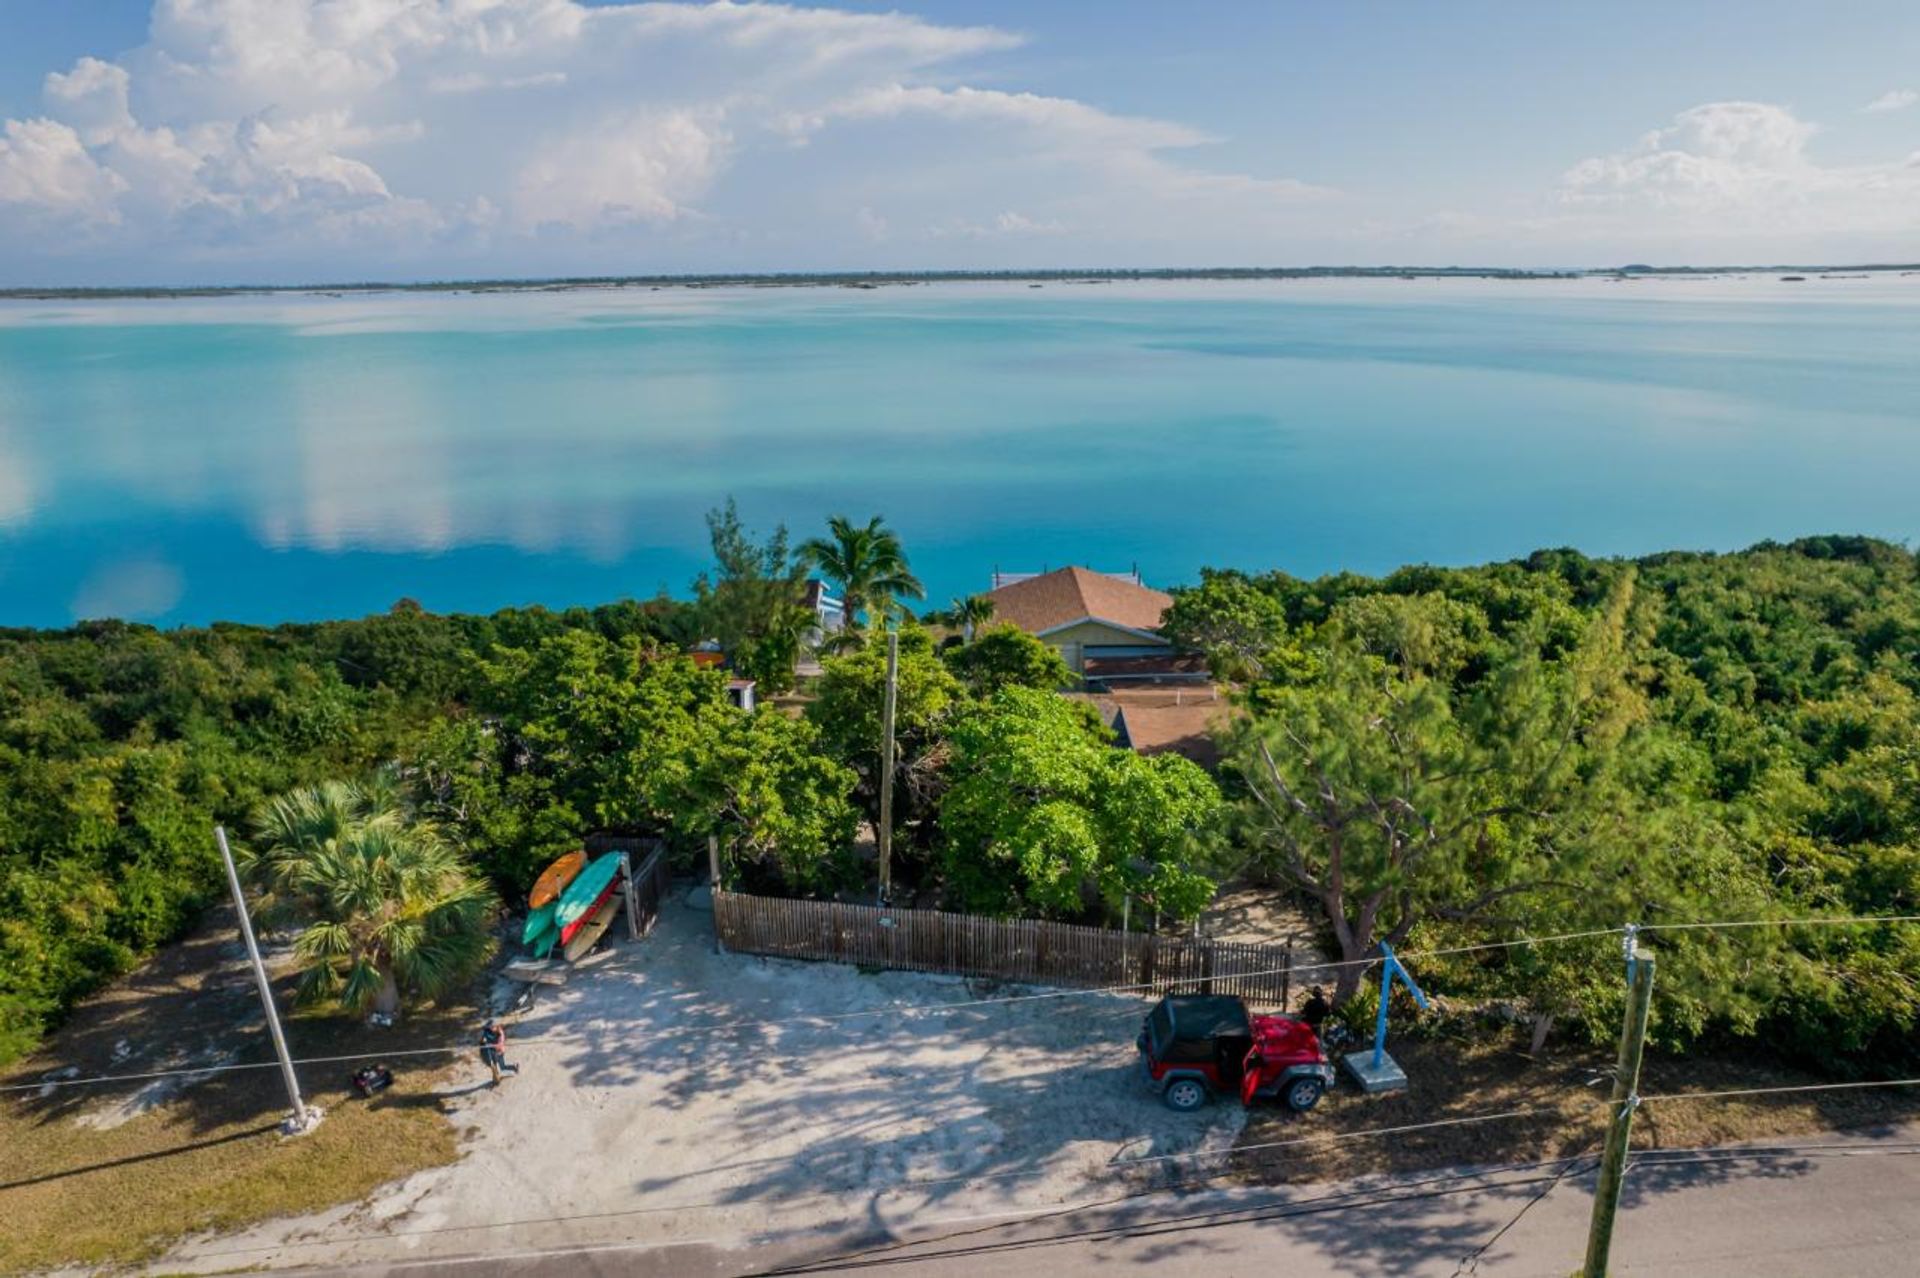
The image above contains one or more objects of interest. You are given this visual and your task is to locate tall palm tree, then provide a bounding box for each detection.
[800,515,925,628]
[244,777,496,1017]
[951,594,996,643]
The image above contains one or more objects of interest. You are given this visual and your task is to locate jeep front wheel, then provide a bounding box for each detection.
[1163,1078,1208,1112]
[1284,1077,1326,1112]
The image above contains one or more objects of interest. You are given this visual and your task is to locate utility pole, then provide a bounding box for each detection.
[214,826,316,1135]
[1582,944,1656,1277]
[876,628,899,905]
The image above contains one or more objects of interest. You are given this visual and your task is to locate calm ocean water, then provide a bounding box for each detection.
[0,276,1916,628]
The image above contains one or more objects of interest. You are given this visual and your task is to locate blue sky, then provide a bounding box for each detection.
[0,0,1916,284]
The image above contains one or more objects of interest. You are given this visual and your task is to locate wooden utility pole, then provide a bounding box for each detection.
[1582,947,1656,1277]
[876,628,899,905]
[214,826,315,1135]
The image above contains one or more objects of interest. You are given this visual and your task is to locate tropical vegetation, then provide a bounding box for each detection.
[2,527,1916,1076]
[244,776,496,1015]
[801,514,926,634]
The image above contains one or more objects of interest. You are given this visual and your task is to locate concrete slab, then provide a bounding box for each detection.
[1341,1049,1409,1094]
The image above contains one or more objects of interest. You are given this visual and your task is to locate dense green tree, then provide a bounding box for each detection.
[472,629,858,892]
[1162,569,1295,680]
[806,627,961,859]
[940,687,1223,919]
[942,623,1072,695]
[1226,584,1648,1003]
[696,711,860,895]
[691,499,811,693]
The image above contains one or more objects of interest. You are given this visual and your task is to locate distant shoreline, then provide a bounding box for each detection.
[5,262,1920,301]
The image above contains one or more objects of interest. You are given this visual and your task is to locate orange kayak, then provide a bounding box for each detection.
[528,850,587,909]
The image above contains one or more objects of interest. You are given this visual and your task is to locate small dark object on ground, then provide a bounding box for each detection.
[351,1064,394,1097]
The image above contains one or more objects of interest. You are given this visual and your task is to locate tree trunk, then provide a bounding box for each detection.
[374,966,401,1017]
[1528,1013,1555,1057]
[1330,920,1372,1006]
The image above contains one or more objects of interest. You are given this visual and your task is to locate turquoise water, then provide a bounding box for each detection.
[1,276,1916,627]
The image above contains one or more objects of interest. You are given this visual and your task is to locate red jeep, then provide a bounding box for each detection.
[1137,993,1333,1112]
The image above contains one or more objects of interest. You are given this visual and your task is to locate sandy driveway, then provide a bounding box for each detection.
[160,891,1247,1271]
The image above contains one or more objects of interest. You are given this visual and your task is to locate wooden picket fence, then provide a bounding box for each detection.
[626,845,671,938]
[711,890,1301,1008]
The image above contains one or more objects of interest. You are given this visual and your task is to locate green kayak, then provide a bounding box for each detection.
[521,901,558,945]
[554,854,621,931]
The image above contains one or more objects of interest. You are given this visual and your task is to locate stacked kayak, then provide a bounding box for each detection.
[529,851,586,909]
[523,850,624,961]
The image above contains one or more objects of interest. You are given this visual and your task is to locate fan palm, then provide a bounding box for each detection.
[951,594,996,643]
[244,777,497,1017]
[799,515,924,629]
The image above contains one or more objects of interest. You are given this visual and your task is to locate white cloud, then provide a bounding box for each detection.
[1864,89,1918,113]
[44,57,135,144]
[0,118,127,219]
[428,71,568,95]
[927,210,1068,239]
[1557,101,1920,243]
[514,108,726,229]
[0,0,1327,280]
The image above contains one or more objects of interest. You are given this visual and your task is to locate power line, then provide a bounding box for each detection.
[7,913,1915,1097]
[1639,913,1920,933]
[184,1143,1608,1269]
[1450,1144,1602,1278]
[0,926,1622,1096]
[1637,1077,1920,1104]
[1111,1105,1598,1168]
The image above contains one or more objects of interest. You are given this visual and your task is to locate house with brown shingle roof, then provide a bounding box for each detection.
[981,566,1181,676]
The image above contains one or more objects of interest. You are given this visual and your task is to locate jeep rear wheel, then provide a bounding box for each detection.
[1163,1078,1208,1112]
[1284,1077,1326,1112]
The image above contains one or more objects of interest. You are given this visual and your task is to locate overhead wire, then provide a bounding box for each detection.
[0,924,1623,1096]
[3,911,1912,1098]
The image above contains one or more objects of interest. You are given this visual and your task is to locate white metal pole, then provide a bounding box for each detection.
[215,826,313,1134]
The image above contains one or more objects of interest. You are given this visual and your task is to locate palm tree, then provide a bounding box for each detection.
[799,515,925,629]
[951,594,996,643]
[244,777,496,1017]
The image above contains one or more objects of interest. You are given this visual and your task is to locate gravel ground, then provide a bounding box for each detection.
[157,891,1246,1272]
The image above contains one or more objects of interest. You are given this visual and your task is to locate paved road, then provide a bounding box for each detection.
[299,1126,1920,1277]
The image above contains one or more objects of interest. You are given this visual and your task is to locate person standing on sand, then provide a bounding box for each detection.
[478,1018,517,1085]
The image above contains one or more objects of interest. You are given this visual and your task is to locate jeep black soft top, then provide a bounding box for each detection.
[1145,994,1252,1062]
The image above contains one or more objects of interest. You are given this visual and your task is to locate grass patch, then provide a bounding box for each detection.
[0,911,483,1274]
[1229,1025,1920,1187]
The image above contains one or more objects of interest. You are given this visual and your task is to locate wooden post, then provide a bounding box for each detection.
[876,628,899,905]
[1282,942,1293,1011]
[708,835,725,954]
[1582,950,1656,1277]
[620,852,639,941]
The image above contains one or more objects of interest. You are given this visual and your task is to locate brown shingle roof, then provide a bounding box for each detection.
[1112,698,1237,769]
[982,567,1173,636]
